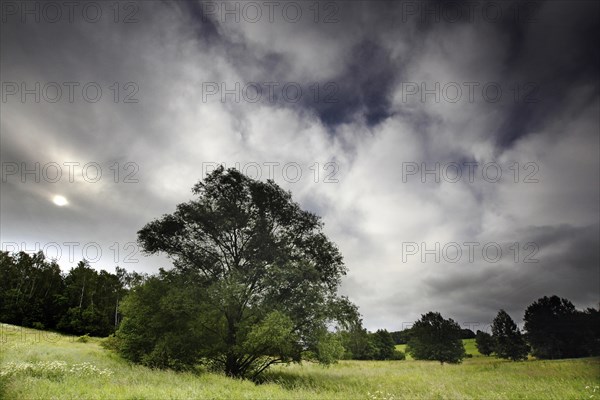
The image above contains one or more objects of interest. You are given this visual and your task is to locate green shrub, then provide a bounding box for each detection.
[100,334,120,351]
[76,334,90,343]
[31,322,45,330]
[314,332,345,365]
[391,349,406,360]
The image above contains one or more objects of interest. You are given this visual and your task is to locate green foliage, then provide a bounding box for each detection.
[392,327,473,345]
[461,329,476,339]
[243,311,301,372]
[31,322,45,330]
[77,334,91,343]
[116,273,203,371]
[0,251,143,337]
[582,308,600,356]
[390,328,413,345]
[339,324,375,360]
[0,251,65,329]
[491,310,529,361]
[390,349,406,360]
[371,329,397,360]
[118,167,359,379]
[407,312,466,364]
[100,334,120,351]
[475,330,494,356]
[524,295,599,359]
[314,332,346,365]
[340,327,405,361]
[340,322,404,360]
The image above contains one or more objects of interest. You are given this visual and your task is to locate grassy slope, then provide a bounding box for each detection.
[1,324,598,400]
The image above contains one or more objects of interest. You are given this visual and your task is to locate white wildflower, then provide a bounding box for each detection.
[0,360,113,379]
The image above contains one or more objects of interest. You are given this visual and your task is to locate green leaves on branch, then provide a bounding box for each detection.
[243,311,300,361]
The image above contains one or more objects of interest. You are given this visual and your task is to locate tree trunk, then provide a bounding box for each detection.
[79,277,86,309]
[225,353,240,377]
[224,317,242,377]
[114,298,119,330]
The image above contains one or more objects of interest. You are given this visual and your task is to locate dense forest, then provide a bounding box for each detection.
[0,250,145,336]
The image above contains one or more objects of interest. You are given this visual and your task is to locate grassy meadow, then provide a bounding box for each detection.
[1,323,598,400]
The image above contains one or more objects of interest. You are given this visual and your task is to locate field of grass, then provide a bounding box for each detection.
[1,324,598,400]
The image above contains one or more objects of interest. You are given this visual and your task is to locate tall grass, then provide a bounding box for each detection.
[1,323,598,399]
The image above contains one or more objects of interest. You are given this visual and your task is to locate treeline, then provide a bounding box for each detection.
[339,326,405,360]
[475,296,600,360]
[389,296,599,365]
[0,251,144,336]
[391,327,475,345]
[2,249,598,368]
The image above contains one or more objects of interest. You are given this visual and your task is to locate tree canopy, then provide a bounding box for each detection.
[0,251,141,336]
[406,312,466,364]
[524,295,599,359]
[475,330,494,356]
[116,167,358,378]
[371,329,398,360]
[491,310,529,361]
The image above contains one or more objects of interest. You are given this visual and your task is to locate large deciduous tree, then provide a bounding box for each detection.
[406,312,466,364]
[118,167,358,378]
[524,295,599,359]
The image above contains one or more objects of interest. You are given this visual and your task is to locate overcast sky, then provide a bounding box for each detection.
[1,0,598,331]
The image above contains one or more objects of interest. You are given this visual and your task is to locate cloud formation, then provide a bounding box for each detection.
[1,0,598,330]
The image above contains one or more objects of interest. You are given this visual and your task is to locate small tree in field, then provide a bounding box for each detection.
[407,312,466,364]
[475,330,494,356]
[371,329,397,360]
[339,323,376,360]
[491,310,529,361]
[116,167,358,379]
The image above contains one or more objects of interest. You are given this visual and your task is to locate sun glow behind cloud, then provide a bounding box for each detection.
[52,195,68,207]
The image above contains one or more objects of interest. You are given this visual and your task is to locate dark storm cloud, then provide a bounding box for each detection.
[313,39,397,127]
[190,0,600,148]
[420,223,600,324]
[173,0,222,42]
[1,0,598,331]
[492,0,600,149]
[175,0,412,129]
